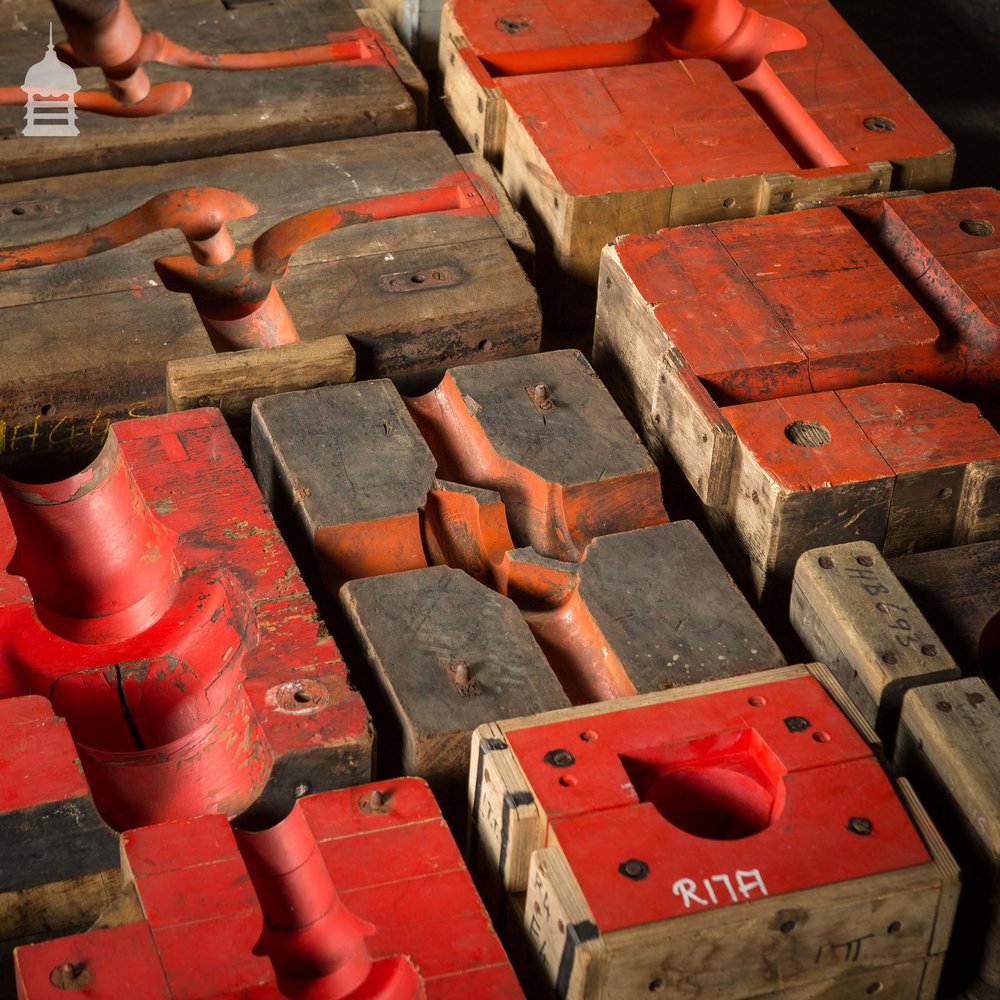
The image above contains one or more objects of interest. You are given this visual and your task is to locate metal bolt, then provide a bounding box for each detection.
[882,652,898,665]
[453,661,470,684]
[784,715,810,733]
[921,644,938,657]
[50,962,91,990]
[818,556,834,569]
[960,218,994,237]
[619,858,650,880]
[848,816,873,836]
[370,789,385,807]
[863,116,896,133]
[544,748,575,768]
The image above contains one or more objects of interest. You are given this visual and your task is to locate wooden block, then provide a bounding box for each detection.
[0,0,425,183]
[0,699,120,953]
[790,541,961,744]
[439,0,953,324]
[594,187,1000,610]
[166,335,355,428]
[896,679,1000,900]
[341,566,571,819]
[0,132,541,466]
[896,679,1000,987]
[467,667,958,999]
[13,779,524,998]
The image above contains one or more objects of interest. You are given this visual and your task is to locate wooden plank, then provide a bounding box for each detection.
[791,541,961,744]
[166,335,356,421]
[0,132,541,466]
[0,0,422,182]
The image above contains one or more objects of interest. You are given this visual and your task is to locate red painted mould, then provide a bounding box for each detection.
[0,409,368,831]
[452,0,950,192]
[507,672,930,931]
[14,778,523,999]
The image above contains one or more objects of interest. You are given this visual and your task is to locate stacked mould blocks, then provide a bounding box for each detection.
[1,0,998,996]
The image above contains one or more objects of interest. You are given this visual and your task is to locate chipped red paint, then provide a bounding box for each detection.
[14,779,522,998]
[0,175,497,352]
[0,430,270,830]
[0,409,369,830]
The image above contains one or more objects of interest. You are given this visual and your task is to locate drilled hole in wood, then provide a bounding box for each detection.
[40,403,55,416]
[784,421,831,447]
[960,218,994,237]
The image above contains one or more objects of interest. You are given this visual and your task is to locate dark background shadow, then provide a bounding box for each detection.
[832,0,1000,187]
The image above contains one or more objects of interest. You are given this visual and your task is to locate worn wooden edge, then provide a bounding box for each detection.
[791,542,960,746]
[165,336,356,420]
[356,7,429,124]
[536,825,949,1000]
[467,723,544,900]
[455,151,535,271]
[439,3,506,161]
[893,148,957,193]
[759,161,894,215]
[592,244,737,507]
[894,678,1000,903]
[804,661,883,753]
[522,846,608,1000]
[0,870,122,945]
[893,777,961,959]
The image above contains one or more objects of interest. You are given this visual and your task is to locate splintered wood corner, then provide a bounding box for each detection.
[438,0,954,322]
[594,187,1000,611]
[0,408,370,957]
[251,350,784,821]
[12,778,524,998]
[0,132,541,463]
[466,665,958,1000]
[0,0,426,182]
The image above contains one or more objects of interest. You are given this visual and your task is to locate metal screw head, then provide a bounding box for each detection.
[784,715,811,733]
[50,962,91,990]
[848,816,873,836]
[818,556,834,569]
[863,116,896,133]
[619,858,650,880]
[960,218,994,237]
[496,14,531,32]
[360,788,391,814]
[544,748,576,768]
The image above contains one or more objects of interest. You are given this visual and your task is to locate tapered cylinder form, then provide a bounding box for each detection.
[235,804,378,997]
[0,432,179,644]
